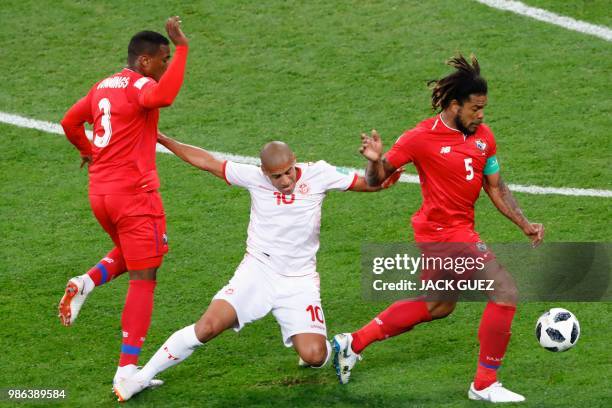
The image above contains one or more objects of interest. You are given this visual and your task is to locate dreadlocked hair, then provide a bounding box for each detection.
[428,54,487,112]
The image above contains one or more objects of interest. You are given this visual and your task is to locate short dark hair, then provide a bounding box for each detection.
[428,54,487,111]
[127,31,169,65]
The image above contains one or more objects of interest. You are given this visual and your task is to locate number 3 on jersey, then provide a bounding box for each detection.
[464,158,474,180]
[94,98,112,148]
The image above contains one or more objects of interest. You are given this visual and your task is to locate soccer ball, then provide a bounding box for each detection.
[535,308,580,352]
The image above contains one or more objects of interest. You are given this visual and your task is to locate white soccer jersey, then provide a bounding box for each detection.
[222,160,358,276]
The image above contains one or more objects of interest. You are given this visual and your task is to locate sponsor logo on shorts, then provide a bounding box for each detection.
[440,146,451,154]
[102,257,114,263]
[224,288,234,295]
[162,233,168,245]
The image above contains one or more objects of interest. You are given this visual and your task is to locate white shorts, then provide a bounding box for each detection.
[213,253,327,347]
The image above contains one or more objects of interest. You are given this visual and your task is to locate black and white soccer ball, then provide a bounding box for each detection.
[535,308,580,352]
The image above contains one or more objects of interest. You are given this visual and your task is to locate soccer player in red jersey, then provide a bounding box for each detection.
[333,55,545,403]
[58,16,189,386]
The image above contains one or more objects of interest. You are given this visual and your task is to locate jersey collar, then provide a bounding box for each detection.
[438,113,467,140]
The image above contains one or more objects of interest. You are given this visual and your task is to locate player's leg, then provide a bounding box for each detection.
[58,195,128,326]
[114,255,271,401]
[270,271,331,368]
[333,299,453,384]
[349,299,452,354]
[469,260,524,402]
[112,192,169,383]
[137,299,237,383]
[293,333,331,368]
[114,266,159,384]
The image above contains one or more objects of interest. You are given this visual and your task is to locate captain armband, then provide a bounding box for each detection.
[483,155,500,175]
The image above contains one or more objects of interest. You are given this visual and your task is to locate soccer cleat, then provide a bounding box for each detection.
[58,276,90,326]
[113,377,150,402]
[468,382,525,403]
[332,333,362,384]
[112,365,163,394]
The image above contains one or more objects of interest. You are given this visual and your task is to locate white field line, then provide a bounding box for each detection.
[1,111,610,198]
[476,0,612,42]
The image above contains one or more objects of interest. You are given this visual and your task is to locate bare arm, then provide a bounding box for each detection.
[483,171,545,247]
[349,168,403,192]
[157,132,225,179]
[360,130,397,186]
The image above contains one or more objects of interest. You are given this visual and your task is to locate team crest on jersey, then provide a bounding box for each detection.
[440,146,451,154]
[298,182,310,195]
[475,140,487,151]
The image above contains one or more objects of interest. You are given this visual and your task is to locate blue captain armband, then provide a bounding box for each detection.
[483,155,500,175]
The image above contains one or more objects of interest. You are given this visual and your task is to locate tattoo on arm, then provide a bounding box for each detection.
[487,176,529,227]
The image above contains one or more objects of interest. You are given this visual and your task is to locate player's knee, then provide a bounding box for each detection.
[299,341,328,366]
[491,281,519,305]
[194,317,224,342]
[428,301,456,319]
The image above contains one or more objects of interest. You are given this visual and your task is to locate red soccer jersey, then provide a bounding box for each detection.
[385,115,497,229]
[61,45,188,195]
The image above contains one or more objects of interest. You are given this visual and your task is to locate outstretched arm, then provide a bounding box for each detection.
[157,132,225,179]
[483,171,545,247]
[139,17,189,109]
[349,168,403,192]
[360,130,398,186]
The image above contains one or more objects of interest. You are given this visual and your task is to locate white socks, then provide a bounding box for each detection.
[135,324,203,384]
[114,364,138,384]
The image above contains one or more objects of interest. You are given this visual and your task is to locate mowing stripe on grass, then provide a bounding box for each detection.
[1,111,610,198]
[475,0,612,41]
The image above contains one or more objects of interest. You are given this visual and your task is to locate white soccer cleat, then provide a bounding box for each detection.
[112,366,164,393]
[332,333,362,384]
[468,382,525,403]
[113,377,151,402]
[58,276,90,326]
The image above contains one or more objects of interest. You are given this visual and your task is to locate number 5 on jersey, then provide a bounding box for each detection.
[94,98,112,148]
[464,158,474,180]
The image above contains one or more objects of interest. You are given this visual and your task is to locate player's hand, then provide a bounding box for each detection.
[381,167,403,189]
[166,16,188,46]
[523,223,544,248]
[360,129,383,162]
[80,155,92,169]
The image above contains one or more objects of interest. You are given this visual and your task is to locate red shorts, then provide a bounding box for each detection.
[412,218,495,280]
[89,191,168,270]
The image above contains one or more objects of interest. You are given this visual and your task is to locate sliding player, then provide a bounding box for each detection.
[333,55,544,403]
[113,134,400,401]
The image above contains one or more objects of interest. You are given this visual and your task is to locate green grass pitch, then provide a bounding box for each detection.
[0,1,610,407]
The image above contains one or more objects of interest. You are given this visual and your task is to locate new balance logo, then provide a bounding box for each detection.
[440,146,451,154]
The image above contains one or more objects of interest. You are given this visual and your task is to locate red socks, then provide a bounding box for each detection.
[119,280,157,367]
[86,247,127,286]
[351,300,432,354]
[474,302,516,390]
